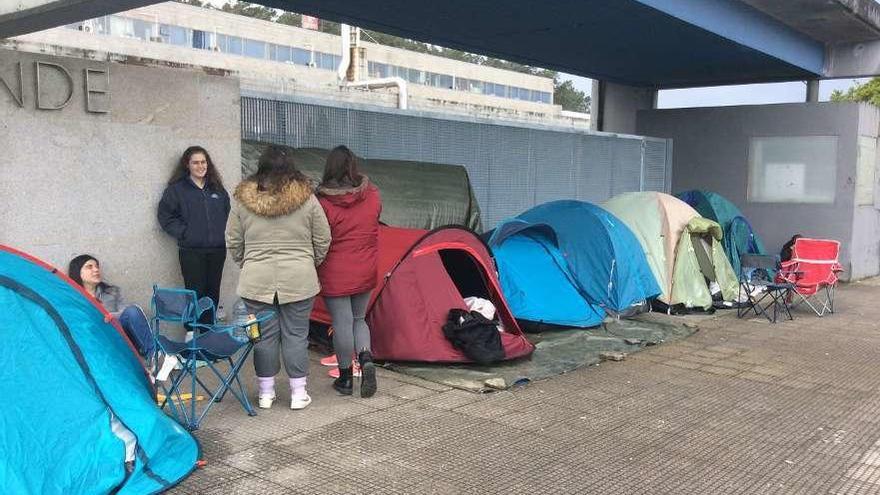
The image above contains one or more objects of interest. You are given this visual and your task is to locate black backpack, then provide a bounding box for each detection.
[442,309,505,364]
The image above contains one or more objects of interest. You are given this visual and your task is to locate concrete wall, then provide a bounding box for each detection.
[852,103,880,279]
[0,48,242,310]
[592,80,656,134]
[637,102,867,278]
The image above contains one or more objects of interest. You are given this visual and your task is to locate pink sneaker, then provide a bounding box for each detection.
[328,362,362,378]
[320,355,338,367]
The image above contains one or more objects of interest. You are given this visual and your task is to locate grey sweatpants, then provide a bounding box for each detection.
[244,296,314,379]
[325,291,372,369]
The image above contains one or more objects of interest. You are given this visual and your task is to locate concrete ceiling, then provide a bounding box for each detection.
[256,0,824,88]
[739,0,880,43]
[6,0,880,86]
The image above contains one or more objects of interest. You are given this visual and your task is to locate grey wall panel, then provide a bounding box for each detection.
[644,139,670,192]
[242,96,670,231]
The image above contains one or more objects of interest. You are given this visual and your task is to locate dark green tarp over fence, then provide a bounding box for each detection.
[242,140,482,231]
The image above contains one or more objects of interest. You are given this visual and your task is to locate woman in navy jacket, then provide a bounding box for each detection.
[158,146,230,323]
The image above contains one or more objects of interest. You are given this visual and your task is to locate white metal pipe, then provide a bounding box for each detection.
[337,23,351,81]
[345,77,409,109]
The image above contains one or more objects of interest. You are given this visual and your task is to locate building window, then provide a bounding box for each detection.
[110,16,135,38]
[747,136,838,204]
[292,47,311,65]
[226,36,243,55]
[407,68,423,84]
[159,24,188,46]
[243,39,266,59]
[369,62,388,78]
[275,45,291,62]
[132,19,153,41]
[192,29,209,49]
[317,52,338,70]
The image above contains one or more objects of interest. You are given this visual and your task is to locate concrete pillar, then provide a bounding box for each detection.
[806,79,820,103]
[0,0,156,38]
[591,80,657,134]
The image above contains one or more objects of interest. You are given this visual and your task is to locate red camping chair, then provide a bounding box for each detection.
[778,238,843,316]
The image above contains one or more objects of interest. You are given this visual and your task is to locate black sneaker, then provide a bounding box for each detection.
[358,350,377,398]
[332,367,353,395]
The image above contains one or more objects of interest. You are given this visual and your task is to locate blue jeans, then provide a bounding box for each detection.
[118,305,154,358]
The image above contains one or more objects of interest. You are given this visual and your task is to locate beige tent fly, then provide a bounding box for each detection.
[603,192,738,310]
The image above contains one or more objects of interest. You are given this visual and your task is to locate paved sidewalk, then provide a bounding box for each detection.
[172,281,880,494]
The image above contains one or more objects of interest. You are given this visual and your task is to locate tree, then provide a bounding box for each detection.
[830,78,880,106]
[175,0,207,6]
[220,1,277,22]
[553,78,590,113]
[276,12,302,27]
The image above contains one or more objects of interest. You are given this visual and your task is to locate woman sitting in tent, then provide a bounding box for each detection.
[67,254,153,357]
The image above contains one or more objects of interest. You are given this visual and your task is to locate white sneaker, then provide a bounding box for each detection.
[258,394,275,409]
[290,394,312,410]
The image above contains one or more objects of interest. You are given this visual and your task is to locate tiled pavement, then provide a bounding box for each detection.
[171,281,880,494]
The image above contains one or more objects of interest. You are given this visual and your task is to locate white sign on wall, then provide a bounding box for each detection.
[763,162,805,201]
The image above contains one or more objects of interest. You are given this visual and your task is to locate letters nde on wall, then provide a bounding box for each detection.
[0,60,110,113]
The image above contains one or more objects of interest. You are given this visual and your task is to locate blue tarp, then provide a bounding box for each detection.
[487,220,605,328]
[490,201,660,323]
[0,246,199,495]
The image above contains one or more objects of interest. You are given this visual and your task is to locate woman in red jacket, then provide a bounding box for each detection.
[317,146,382,398]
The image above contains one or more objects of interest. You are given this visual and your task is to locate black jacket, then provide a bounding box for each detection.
[158,178,230,249]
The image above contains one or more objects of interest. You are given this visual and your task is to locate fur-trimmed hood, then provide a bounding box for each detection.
[234,178,313,217]
[316,176,373,208]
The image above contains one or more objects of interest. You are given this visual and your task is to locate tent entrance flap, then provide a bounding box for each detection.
[691,234,717,283]
[439,249,491,300]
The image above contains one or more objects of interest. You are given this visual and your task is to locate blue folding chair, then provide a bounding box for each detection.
[151,286,274,431]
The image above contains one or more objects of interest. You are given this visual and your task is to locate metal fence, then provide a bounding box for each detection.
[241,92,671,229]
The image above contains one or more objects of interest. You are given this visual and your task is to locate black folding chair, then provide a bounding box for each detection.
[737,254,794,323]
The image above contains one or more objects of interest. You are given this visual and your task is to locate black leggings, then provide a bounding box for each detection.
[178,248,226,324]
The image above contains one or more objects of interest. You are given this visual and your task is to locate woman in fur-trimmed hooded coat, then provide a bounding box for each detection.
[226,145,331,411]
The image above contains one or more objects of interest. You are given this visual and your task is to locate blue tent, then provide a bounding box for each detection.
[487,220,605,328]
[0,245,199,494]
[495,200,661,319]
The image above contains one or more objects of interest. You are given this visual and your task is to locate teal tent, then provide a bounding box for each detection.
[0,245,199,494]
[677,190,766,275]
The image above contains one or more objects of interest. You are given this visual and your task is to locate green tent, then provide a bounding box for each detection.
[602,192,738,310]
[241,140,482,231]
[677,190,766,276]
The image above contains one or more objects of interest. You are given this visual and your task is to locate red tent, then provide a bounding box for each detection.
[313,226,534,363]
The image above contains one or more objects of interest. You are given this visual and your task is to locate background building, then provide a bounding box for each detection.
[8,2,590,126]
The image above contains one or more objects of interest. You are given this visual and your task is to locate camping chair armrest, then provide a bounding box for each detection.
[252,309,276,325]
[230,310,276,343]
[195,297,216,323]
[776,267,801,283]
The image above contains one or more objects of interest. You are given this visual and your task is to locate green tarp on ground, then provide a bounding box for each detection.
[242,140,482,231]
[385,313,697,392]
